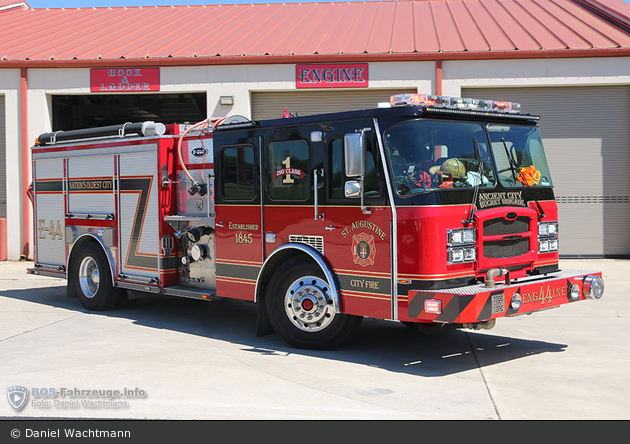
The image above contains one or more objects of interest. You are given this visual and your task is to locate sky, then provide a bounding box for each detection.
[23,0,630,8]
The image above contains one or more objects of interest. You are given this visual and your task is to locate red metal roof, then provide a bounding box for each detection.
[1,0,630,67]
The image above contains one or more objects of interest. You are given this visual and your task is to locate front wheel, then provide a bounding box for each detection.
[266,258,362,350]
[70,243,121,311]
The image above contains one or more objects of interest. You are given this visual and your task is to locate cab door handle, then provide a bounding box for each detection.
[313,169,324,221]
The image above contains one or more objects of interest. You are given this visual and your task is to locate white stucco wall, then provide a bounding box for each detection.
[442,57,630,97]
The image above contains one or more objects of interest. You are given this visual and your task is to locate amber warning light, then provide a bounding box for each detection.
[391,93,522,114]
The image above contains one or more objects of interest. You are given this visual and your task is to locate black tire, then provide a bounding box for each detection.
[70,243,121,311]
[266,257,362,350]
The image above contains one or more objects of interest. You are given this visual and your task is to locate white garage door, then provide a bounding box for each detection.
[252,89,415,121]
[463,86,630,257]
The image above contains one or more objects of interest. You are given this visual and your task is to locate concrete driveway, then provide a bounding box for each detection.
[0,258,627,420]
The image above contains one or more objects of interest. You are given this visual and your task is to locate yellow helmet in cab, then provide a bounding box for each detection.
[440,158,467,179]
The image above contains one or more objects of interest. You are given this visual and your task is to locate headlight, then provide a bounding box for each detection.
[539,239,549,252]
[463,248,475,261]
[538,239,558,253]
[448,248,464,263]
[447,228,475,246]
[510,293,522,311]
[538,221,559,253]
[448,247,476,264]
[569,284,581,301]
[538,221,559,236]
[583,275,605,300]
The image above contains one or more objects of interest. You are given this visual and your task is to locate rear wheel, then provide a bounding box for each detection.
[71,243,121,311]
[266,258,362,350]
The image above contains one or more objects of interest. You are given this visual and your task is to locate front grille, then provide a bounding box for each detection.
[484,238,529,258]
[483,216,529,236]
[481,214,532,259]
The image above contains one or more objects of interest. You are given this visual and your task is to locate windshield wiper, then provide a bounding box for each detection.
[463,137,483,226]
[501,137,520,182]
[501,138,546,220]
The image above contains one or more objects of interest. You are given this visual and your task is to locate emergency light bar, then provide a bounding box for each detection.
[390,93,524,115]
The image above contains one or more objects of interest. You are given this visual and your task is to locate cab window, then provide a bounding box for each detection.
[384,120,496,197]
[221,145,256,200]
[268,140,310,200]
[330,137,380,199]
[488,124,553,188]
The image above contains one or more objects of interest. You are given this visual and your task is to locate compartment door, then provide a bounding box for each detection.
[34,159,66,268]
[119,152,160,280]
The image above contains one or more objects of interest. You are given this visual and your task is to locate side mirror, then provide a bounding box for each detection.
[344,133,366,177]
[344,181,362,198]
[343,129,373,214]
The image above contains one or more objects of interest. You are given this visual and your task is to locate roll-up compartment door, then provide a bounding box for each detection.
[119,151,160,279]
[34,159,66,267]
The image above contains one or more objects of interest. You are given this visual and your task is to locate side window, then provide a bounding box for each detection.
[364,151,379,197]
[331,139,345,198]
[221,145,256,200]
[330,137,380,199]
[268,140,310,200]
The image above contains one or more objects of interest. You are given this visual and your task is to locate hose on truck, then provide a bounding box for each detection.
[177,117,226,195]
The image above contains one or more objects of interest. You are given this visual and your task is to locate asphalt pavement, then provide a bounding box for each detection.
[0,258,627,420]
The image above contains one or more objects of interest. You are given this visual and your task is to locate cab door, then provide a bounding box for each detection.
[262,126,325,258]
[214,142,263,301]
[322,126,393,320]
[262,122,394,321]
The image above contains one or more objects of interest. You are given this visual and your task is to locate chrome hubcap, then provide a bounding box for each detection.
[78,256,100,298]
[285,276,335,332]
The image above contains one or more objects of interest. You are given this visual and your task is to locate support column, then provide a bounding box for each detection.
[20,68,30,260]
[435,60,443,96]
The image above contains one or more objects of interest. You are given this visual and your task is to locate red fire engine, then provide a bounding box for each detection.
[28,94,604,349]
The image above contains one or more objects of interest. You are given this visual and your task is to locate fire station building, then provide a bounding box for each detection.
[1,0,630,260]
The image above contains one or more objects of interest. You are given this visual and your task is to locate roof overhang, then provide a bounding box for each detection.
[3,46,630,69]
[0,2,28,12]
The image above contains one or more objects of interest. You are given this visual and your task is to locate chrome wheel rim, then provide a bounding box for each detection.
[78,256,100,298]
[284,275,335,332]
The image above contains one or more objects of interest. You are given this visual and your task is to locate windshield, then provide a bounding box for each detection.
[488,124,553,188]
[384,120,496,197]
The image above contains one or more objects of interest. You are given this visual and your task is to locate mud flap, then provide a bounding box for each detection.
[256,293,275,337]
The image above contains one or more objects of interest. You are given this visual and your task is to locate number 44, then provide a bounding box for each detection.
[38,219,63,240]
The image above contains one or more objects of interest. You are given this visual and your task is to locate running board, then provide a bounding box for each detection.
[162,285,216,301]
[27,266,66,279]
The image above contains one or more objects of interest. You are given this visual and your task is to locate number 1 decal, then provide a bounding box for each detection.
[281,156,295,184]
[273,157,305,183]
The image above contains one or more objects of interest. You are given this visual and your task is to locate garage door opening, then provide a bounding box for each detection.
[463,86,630,258]
[52,93,207,131]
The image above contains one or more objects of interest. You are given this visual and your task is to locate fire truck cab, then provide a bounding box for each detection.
[29,94,604,349]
